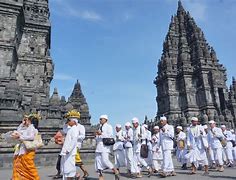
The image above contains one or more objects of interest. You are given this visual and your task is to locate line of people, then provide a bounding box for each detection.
[95,115,236,179]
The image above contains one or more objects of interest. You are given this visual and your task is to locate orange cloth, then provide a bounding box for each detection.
[12,151,40,180]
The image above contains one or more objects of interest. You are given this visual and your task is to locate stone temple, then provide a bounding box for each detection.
[153,1,236,129]
[0,0,95,168]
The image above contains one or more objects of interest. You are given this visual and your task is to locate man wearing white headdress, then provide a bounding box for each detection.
[60,118,79,180]
[95,115,119,180]
[159,116,176,177]
[123,122,135,177]
[113,124,126,171]
[221,125,234,167]
[132,117,152,178]
[151,126,163,173]
[208,120,225,172]
[176,126,187,170]
[185,117,209,175]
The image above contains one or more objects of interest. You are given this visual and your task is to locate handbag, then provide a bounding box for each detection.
[23,134,44,150]
[102,138,115,146]
[140,140,149,158]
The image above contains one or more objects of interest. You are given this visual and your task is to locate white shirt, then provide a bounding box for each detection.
[208,127,224,149]
[133,125,141,152]
[76,123,85,149]
[60,125,79,156]
[124,128,133,148]
[95,122,113,153]
[15,124,38,155]
[176,131,186,149]
[113,129,125,151]
[152,132,161,152]
[160,124,174,151]
[187,125,208,150]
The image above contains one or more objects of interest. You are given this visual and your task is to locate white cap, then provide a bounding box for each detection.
[132,117,139,123]
[176,126,183,130]
[100,114,108,120]
[125,122,131,127]
[143,124,148,129]
[209,120,215,124]
[153,126,159,129]
[69,118,78,124]
[116,124,122,128]
[221,125,226,128]
[191,117,198,121]
[160,116,167,121]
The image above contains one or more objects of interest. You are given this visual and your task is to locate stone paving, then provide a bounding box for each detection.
[1,162,236,180]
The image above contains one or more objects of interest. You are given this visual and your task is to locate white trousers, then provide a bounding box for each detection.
[233,147,236,161]
[162,150,174,173]
[208,147,215,164]
[95,152,114,172]
[125,147,135,173]
[213,148,224,166]
[114,149,126,168]
[176,148,187,165]
[61,154,76,180]
[224,143,233,163]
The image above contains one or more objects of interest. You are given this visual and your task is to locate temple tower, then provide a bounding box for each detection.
[154,1,231,126]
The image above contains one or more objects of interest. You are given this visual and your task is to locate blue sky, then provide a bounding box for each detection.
[49,0,236,127]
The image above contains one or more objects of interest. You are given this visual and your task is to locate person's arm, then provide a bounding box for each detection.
[78,125,85,141]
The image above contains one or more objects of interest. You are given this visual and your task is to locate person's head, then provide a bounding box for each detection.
[115,124,122,132]
[67,118,78,127]
[125,122,131,130]
[176,126,183,133]
[160,116,167,127]
[22,115,31,127]
[209,120,216,129]
[191,117,198,126]
[132,117,139,128]
[153,126,159,133]
[99,115,108,125]
[221,125,226,132]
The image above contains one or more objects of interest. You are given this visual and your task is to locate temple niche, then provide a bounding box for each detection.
[0,0,95,168]
[153,1,236,129]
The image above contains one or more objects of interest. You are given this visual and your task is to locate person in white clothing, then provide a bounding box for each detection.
[151,126,163,173]
[159,116,176,177]
[203,125,216,169]
[230,129,236,164]
[113,124,126,171]
[132,117,152,178]
[75,119,89,178]
[221,125,234,167]
[176,126,187,170]
[60,117,79,180]
[123,122,135,177]
[95,115,119,180]
[185,117,209,175]
[208,120,225,172]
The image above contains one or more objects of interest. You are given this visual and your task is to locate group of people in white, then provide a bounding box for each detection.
[94,115,236,179]
[57,110,236,179]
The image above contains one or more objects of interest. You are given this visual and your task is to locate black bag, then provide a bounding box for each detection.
[140,143,149,158]
[230,140,236,147]
[102,138,115,146]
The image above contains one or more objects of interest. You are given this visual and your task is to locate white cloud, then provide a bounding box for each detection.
[51,0,103,22]
[54,73,75,81]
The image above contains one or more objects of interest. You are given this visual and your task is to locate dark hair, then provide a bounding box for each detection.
[29,116,39,130]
